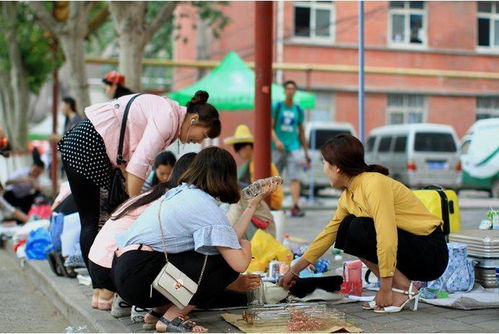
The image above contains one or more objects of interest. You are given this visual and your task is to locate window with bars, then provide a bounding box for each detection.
[389,1,426,46]
[294,1,335,41]
[477,2,499,48]
[387,94,426,124]
[476,96,499,119]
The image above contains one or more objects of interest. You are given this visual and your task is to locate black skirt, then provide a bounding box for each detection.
[335,215,448,281]
[58,119,112,190]
[111,250,239,309]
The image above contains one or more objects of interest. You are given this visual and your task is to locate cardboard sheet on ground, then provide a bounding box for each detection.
[421,284,499,310]
[221,313,363,333]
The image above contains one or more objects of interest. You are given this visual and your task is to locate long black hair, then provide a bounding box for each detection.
[321,134,389,177]
[112,152,197,220]
[150,151,177,187]
[186,91,221,139]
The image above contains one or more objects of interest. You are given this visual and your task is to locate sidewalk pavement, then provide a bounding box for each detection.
[3,240,499,333]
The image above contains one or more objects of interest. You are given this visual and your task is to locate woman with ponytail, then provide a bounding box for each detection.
[58,90,220,294]
[280,134,448,314]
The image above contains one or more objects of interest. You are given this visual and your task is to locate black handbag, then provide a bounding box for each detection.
[108,93,143,210]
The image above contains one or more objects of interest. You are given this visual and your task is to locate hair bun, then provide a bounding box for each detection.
[191,90,209,104]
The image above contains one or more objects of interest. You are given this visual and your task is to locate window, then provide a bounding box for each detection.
[387,94,426,124]
[294,1,335,41]
[378,137,393,152]
[366,136,376,152]
[414,132,457,152]
[389,1,426,46]
[394,136,408,152]
[307,91,334,122]
[308,129,351,149]
[476,96,499,119]
[477,2,499,48]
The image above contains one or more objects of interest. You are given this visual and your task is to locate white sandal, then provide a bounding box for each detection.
[373,282,419,313]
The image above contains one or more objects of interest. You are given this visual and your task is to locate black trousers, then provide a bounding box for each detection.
[111,250,239,309]
[62,164,102,270]
[88,260,115,291]
[3,190,40,214]
[335,215,448,282]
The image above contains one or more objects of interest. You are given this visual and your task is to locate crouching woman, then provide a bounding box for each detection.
[112,147,263,332]
[280,134,448,313]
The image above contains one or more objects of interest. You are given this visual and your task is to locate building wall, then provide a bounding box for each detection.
[173,1,499,141]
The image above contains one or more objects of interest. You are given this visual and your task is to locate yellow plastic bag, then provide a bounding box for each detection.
[247,229,293,273]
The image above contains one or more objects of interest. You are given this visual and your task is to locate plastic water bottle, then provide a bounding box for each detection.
[242,176,283,199]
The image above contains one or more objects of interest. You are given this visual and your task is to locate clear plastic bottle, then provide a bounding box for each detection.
[241,176,283,199]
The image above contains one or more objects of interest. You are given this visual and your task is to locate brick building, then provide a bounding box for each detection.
[173,1,499,143]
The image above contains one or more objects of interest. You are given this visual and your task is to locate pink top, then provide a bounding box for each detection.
[88,194,152,268]
[85,94,187,180]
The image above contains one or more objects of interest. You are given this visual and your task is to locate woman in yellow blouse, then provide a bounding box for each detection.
[280,134,448,313]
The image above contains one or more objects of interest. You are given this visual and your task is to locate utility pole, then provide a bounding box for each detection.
[254,1,273,181]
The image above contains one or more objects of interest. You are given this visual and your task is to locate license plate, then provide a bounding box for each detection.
[427,162,446,169]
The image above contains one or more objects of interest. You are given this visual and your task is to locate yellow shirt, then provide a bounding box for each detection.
[303,172,442,277]
[249,161,284,210]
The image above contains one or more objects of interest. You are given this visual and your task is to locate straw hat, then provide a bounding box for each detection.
[224,125,254,145]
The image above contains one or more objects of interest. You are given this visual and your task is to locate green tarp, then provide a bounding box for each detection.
[167,51,316,110]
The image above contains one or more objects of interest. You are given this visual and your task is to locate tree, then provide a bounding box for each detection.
[109,1,229,91]
[108,2,177,92]
[31,1,95,112]
[0,2,60,151]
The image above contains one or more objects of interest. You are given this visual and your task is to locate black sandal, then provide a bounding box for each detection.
[159,316,206,333]
[142,310,164,330]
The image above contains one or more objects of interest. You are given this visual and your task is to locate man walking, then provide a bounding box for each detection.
[271,80,309,217]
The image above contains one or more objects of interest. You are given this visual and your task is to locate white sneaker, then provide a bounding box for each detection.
[110,294,131,318]
[130,306,149,323]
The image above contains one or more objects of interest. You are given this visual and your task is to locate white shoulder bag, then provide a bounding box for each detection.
[152,198,208,309]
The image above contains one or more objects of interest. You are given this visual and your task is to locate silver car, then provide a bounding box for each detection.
[365,123,462,189]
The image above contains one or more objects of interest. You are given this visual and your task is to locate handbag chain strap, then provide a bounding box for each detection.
[157,197,208,285]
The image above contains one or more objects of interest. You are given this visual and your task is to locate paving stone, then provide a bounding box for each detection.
[458,314,499,325]
[473,319,499,332]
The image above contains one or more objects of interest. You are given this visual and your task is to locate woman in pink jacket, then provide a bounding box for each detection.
[57,90,220,284]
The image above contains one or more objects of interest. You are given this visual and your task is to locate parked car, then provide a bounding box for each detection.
[364,123,461,189]
[460,118,499,197]
[301,122,357,194]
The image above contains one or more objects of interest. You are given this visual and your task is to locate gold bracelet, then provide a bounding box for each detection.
[290,270,300,277]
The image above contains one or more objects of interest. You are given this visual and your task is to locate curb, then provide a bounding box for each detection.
[4,240,131,333]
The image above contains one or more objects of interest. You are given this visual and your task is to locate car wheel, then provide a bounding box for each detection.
[492,179,499,198]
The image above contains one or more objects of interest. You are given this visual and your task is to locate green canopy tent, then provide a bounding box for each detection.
[167,51,316,110]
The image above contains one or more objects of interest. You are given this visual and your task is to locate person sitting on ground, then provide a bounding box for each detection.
[224,124,284,211]
[141,151,176,193]
[0,182,28,224]
[112,147,277,332]
[89,152,262,320]
[102,71,134,99]
[88,153,196,311]
[3,158,45,214]
[280,134,449,313]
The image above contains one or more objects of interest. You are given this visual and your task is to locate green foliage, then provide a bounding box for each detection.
[192,1,230,39]
[0,2,63,94]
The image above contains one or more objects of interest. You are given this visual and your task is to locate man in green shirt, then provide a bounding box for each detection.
[271,80,310,217]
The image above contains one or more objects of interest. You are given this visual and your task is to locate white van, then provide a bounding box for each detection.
[365,123,461,189]
[460,118,499,197]
[302,122,357,194]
